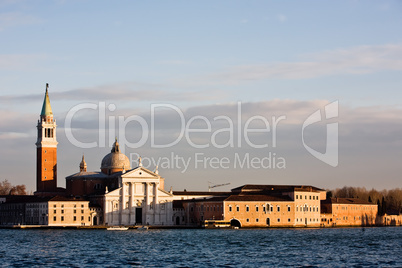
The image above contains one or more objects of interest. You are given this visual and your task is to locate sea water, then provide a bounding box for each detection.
[0,227,401,267]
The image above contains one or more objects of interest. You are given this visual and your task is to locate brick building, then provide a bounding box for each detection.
[320,198,378,227]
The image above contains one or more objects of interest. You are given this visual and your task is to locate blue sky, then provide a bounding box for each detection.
[1,1,402,192]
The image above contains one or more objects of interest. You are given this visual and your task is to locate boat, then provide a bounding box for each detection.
[202,220,231,228]
[107,226,129,231]
[137,226,149,230]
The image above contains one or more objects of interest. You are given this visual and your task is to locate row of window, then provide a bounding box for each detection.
[296,218,319,222]
[295,194,319,200]
[53,216,90,222]
[228,205,293,213]
[195,205,223,212]
[53,204,85,208]
[43,128,54,138]
[53,209,85,214]
[336,206,375,211]
[296,205,319,212]
[26,204,47,208]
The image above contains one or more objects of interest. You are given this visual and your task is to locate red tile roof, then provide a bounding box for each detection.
[322,197,375,205]
[225,194,292,202]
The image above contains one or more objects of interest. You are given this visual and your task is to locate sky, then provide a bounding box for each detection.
[1,0,402,193]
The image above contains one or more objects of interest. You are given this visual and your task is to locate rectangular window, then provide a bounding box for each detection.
[229,206,232,212]
[74,210,76,214]
[54,210,56,213]
[296,195,298,199]
[277,218,280,222]
[309,196,311,200]
[81,216,84,221]
[236,206,239,212]
[256,218,259,222]
[54,205,56,208]
[81,210,84,214]
[246,219,249,222]
[61,210,64,214]
[246,206,249,212]
[81,204,84,208]
[277,206,280,212]
[263,206,266,212]
[256,206,259,212]
[53,216,56,221]
[270,206,273,212]
[73,216,76,221]
[61,216,64,221]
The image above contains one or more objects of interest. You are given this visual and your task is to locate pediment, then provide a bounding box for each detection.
[121,166,159,179]
[105,187,121,197]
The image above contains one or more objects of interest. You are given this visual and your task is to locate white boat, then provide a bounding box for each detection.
[107,226,129,231]
[137,226,149,230]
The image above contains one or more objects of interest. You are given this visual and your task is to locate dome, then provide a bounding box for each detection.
[101,140,131,175]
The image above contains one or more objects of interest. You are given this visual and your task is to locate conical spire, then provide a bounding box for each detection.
[40,83,53,117]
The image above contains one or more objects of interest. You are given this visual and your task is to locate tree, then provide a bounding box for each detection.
[330,186,402,215]
[0,180,27,195]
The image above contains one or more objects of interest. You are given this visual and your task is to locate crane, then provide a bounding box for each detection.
[208,181,230,192]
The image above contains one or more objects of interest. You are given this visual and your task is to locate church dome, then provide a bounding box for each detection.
[101,139,131,175]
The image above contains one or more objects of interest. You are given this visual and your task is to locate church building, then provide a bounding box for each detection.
[66,139,176,226]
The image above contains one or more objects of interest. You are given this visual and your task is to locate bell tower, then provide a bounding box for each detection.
[35,83,58,194]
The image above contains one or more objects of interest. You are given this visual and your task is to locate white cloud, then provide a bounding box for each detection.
[209,44,402,83]
[0,82,227,102]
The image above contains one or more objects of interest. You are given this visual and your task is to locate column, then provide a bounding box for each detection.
[154,182,159,224]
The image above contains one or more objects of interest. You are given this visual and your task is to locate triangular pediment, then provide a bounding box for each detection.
[121,166,159,179]
[105,187,121,197]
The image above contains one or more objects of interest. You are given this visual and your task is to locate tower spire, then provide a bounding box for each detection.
[41,83,53,119]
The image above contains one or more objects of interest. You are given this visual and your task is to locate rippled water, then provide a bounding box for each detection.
[0,227,401,267]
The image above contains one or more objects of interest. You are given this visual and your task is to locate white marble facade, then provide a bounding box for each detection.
[104,167,174,226]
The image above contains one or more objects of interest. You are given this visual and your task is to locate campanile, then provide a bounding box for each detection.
[35,83,58,194]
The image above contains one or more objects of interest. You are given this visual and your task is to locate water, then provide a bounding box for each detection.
[0,227,401,267]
